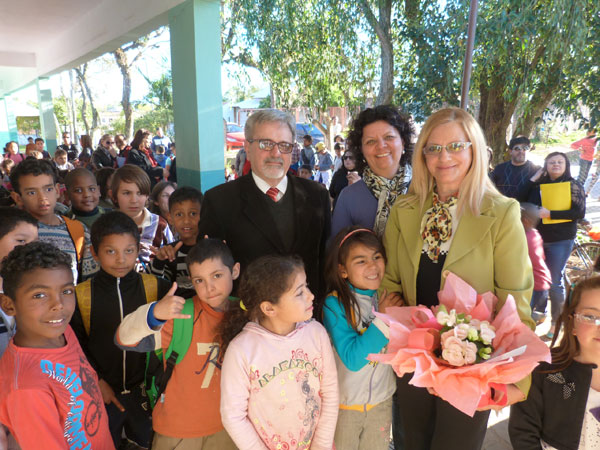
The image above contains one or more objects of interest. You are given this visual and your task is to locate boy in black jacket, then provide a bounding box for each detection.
[70,211,171,448]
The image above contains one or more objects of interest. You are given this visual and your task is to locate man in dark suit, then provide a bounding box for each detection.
[198,109,331,296]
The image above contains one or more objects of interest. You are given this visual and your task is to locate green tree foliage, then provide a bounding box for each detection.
[227,0,597,162]
[397,0,599,163]
[224,0,380,147]
[229,0,378,110]
[133,107,173,135]
[16,116,41,135]
[53,96,71,128]
[553,1,600,130]
[137,70,174,132]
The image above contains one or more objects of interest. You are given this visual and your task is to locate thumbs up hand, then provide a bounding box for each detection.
[153,283,191,320]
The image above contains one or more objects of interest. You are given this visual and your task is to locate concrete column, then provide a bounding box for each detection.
[37,78,58,155]
[3,95,19,144]
[169,0,224,191]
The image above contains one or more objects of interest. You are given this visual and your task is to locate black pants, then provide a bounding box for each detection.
[105,384,152,448]
[394,374,490,450]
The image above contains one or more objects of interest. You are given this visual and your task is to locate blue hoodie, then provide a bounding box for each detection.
[323,285,396,410]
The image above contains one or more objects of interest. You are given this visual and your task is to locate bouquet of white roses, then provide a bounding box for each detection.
[436,305,495,367]
[368,272,551,416]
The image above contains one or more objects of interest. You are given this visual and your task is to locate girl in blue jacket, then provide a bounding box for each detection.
[322,226,397,450]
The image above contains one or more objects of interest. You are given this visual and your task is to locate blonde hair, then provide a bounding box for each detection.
[99,134,113,148]
[408,107,500,216]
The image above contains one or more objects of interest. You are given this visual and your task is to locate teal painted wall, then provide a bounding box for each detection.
[169,0,225,192]
[37,78,58,155]
[4,95,19,143]
[0,98,11,146]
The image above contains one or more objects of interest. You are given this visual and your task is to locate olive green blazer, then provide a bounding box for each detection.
[381,191,535,329]
[381,191,536,395]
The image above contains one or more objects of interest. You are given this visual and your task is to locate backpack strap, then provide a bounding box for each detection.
[75,280,93,335]
[62,216,85,264]
[154,299,195,404]
[164,299,195,364]
[140,273,158,304]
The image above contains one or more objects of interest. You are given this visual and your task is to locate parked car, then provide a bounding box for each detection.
[226,123,245,151]
[296,122,324,145]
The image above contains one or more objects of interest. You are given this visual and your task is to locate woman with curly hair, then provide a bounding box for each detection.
[331,105,415,237]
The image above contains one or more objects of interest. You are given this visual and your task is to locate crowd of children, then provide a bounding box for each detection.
[1,140,600,450]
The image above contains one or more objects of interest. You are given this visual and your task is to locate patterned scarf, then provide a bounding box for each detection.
[421,192,458,263]
[363,165,412,236]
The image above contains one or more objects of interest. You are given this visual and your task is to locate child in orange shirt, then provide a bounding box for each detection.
[0,242,113,449]
[116,239,239,449]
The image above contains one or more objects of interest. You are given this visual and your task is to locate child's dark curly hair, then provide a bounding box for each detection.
[0,241,72,299]
[346,105,415,173]
[219,255,304,353]
[9,158,58,194]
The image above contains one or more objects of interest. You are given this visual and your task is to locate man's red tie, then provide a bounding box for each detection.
[266,187,279,202]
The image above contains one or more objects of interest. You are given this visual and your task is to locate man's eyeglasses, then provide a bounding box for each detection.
[342,155,355,161]
[574,313,600,327]
[512,145,530,152]
[424,142,472,156]
[248,139,294,154]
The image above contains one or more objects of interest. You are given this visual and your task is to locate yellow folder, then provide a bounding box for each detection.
[540,182,572,225]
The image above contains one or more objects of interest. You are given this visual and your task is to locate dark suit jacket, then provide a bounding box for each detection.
[198,174,331,296]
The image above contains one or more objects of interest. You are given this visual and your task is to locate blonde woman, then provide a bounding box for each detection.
[381,107,535,450]
[92,134,118,170]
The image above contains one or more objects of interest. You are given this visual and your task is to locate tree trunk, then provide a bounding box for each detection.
[68,70,78,139]
[75,64,100,137]
[359,0,394,105]
[514,91,555,139]
[78,76,90,135]
[312,112,333,151]
[479,70,520,165]
[514,60,563,138]
[113,48,134,141]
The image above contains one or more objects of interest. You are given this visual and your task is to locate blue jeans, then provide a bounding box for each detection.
[543,239,574,324]
[530,289,549,313]
[578,158,592,184]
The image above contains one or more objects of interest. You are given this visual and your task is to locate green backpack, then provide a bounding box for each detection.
[145,299,195,408]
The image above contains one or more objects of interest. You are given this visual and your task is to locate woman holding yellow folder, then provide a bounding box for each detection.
[527,152,586,338]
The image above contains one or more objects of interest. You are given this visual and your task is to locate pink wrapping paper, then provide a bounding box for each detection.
[369,273,551,417]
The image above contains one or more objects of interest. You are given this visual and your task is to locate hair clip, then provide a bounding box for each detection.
[239,300,247,311]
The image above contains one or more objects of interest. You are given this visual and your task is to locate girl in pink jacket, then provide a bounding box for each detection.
[219,255,339,450]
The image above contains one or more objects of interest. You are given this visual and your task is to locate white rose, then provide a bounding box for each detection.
[447,310,457,327]
[479,323,496,345]
[442,338,466,367]
[464,342,478,365]
[436,310,451,326]
[454,323,470,340]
